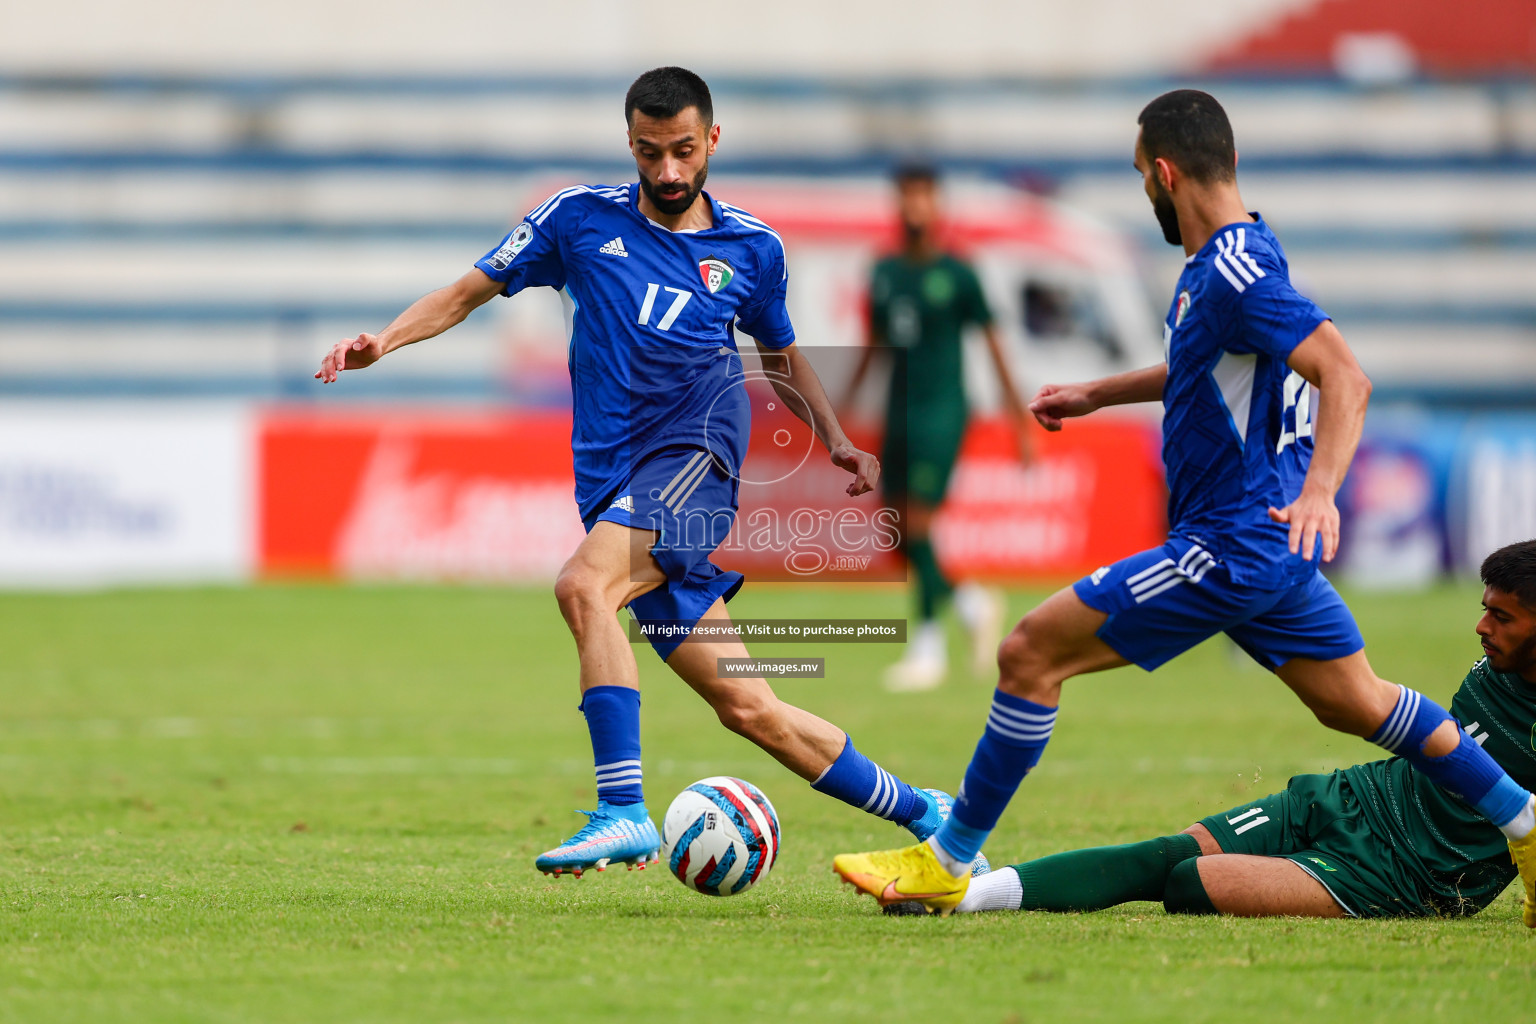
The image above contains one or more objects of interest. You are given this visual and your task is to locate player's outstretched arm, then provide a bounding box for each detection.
[1266,320,1372,562]
[316,269,504,383]
[1028,363,1167,430]
[755,341,879,497]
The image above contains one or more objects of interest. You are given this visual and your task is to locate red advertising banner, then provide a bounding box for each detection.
[258,409,1164,583]
[260,409,586,580]
[931,416,1165,580]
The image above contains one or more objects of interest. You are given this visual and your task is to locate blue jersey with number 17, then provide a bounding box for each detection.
[1161,215,1330,587]
[474,182,795,521]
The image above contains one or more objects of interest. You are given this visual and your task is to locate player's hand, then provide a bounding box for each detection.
[830,442,880,497]
[1028,383,1097,431]
[1268,487,1339,562]
[316,333,385,383]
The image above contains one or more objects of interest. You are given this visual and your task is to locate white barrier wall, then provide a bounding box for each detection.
[0,1,1309,77]
[0,404,253,586]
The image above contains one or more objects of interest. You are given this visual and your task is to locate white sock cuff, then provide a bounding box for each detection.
[925,835,971,878]
[956,866,1024,913]
[1500,794,1536,842]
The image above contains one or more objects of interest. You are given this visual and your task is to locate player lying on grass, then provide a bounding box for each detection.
[833,89,1536,921]
[316,67,983,879]
[889,542,1536,920]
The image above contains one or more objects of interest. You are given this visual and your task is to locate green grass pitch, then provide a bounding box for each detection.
[1,581,1532,1022]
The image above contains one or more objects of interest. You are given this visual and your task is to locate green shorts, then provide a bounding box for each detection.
[882,402,967,505]
[1200,772,1439,918]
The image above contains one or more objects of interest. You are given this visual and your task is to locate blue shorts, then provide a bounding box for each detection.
[585,445,744,661]
[1072,536,1364,672]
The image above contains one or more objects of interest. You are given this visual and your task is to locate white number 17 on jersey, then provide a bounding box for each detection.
[637,283,692,331]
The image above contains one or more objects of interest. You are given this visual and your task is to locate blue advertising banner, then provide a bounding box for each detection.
[1339,411,1536,587]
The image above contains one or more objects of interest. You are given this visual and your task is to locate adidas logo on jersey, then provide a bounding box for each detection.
[599,237,629,257]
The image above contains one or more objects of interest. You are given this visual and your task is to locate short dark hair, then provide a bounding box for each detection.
[893,160,940,186]
[625,67,713,127]
[1481,539,1536,609]
[1137,89,1236,184]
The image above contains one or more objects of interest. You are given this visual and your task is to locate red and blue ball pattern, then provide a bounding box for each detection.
[660,776,780,896]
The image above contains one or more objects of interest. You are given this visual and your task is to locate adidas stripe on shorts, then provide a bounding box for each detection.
[1072,535,1364,671]
[585,445,744,661]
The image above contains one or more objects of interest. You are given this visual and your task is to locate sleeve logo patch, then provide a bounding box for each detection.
[487,222,535,271]
[699,257,734,294]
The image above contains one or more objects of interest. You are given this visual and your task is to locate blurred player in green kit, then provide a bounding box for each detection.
[844,164,1036,692]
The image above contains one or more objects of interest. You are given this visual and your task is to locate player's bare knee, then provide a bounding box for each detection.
[1305,695,1375,737]
[552,568,588,614]
[1180,822,1224,856]
[995,621,1060,701]
[995,624,1033,676]
[553,566,614,632]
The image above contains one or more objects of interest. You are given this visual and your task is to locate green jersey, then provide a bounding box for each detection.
[868,252,993,414]
[1342,658,1536,915]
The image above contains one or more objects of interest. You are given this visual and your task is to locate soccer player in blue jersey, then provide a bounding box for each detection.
[316,67,982,879]
[833,89,1536,920]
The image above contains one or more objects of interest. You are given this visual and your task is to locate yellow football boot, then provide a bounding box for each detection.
[1509,827,1536,928]
[833,842,970,917]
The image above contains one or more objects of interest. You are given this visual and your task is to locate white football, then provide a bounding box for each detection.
[659,776,780,896]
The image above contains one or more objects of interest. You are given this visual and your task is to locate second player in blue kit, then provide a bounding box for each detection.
[1074,212,1363,672]
[834,89,1536,920]
[318,67,987,880]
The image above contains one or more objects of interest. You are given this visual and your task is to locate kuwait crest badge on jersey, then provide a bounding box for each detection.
[1175,289,1193,327]
[699,256,734,294]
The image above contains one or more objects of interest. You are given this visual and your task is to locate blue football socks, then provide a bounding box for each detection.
[581,685,645,807]
[1370,684,1532,834]
[934,690,1058,866]
[811,734,922,825]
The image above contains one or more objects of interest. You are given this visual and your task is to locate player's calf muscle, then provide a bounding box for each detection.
[709,689,840,780]
[1278,654,1398,737]
[670,648,839,776]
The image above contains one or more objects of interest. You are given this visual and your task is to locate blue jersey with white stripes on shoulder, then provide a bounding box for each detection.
[1161,215,1329,587]
[474,182,794,520]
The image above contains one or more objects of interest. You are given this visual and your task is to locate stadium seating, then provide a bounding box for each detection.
[0,73,1532,402]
